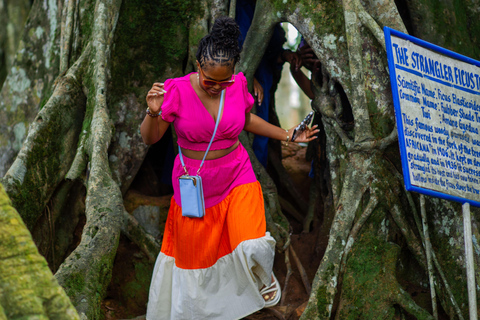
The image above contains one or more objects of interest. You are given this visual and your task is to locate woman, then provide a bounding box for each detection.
[141,16,318,320]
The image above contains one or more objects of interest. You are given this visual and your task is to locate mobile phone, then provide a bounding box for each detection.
[291,111,314,142]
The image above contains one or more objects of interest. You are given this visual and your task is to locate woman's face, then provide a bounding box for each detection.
[197,61,235,97]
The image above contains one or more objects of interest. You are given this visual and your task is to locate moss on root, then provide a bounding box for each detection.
[338,219,398,318]
[3,78,85,230]
[338,207,432,320]
[0,183,80,319]
[64,272,87,298]
[407,0,480,59]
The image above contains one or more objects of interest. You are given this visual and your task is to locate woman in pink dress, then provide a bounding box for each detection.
[141,16,318,320]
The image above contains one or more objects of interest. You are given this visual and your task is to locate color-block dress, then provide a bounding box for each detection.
[146,72,276,320]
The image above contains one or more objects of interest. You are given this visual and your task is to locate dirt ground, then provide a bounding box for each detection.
[102,144,324,320]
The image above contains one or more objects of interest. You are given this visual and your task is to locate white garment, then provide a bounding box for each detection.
[146,233,276,320]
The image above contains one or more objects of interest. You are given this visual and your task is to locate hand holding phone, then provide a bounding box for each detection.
[291,111,314,142]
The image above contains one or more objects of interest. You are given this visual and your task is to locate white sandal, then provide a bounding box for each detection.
[260,273,281,308]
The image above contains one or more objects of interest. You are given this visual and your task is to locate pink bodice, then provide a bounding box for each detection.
[160,72,254,151]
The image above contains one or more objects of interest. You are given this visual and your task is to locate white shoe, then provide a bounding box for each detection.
[260,273,281,308]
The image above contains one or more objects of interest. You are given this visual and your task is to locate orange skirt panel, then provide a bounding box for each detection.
[161,181,266,270]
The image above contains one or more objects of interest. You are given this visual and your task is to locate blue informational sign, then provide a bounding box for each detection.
[384,27,480,207]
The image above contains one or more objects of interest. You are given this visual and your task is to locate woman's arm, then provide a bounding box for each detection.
[244,112,319,143]
[140,115,171,145]
[140,82,171,145]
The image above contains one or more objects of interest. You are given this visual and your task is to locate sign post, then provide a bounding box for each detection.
[384,26,479,320]
[463,202,478,319]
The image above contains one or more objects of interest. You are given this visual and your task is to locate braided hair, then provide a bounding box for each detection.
[196,16,241,70]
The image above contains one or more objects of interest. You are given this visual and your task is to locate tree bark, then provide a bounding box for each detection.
[0,182,79,319]
[0,0,31,87]
[1,0,480,319]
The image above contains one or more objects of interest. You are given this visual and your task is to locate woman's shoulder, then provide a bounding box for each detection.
[236,71,247,82]
[165,73,192,86]
[234,72,249,90]
[163,73,194,94]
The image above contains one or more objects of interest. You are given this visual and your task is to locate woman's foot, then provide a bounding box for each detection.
[260,273,281,307]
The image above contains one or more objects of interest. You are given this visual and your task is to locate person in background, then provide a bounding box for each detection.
[288,38,321,100]
[236,0,299,167]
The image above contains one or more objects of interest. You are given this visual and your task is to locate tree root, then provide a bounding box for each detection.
[54,1,124,318]
[211,0,229,20]
[66,134,88,181]
[342,0,374,143]
[311,0,398,152]
[0,74,86,230]
[405,190,465,320]
[396,287,435,320]
[281,246,293,306]
[31,180,74,269]
[31,181,79,272]
[121,211,161,262]
[420,195,438,319]
[340,189,378,274]
[278,195,304,224]
[351,0,386,51]
[389,203,427,269]
[0,305,6,320]
[386,164,465,320]
[0,183,80,319]
[237,0,281,85]
[228,0,236,18]
[303,182,318,233]
[290,245,311,295]
[342,0,402,151]
[428,243,466,320]
[364,0,408,35]
[301,155,372,319]
[60,0,76,73]
[335,220,434,320]
[64,44,92,182]
[266,308,287,320]
[0,0,64,177]
[268,149,309,214]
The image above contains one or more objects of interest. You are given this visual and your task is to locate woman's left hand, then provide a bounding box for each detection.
[287,124,320,143]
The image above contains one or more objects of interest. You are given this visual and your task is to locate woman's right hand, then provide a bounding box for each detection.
[146,82,167,114]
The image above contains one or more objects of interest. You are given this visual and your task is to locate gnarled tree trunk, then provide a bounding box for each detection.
[0,0,479,319]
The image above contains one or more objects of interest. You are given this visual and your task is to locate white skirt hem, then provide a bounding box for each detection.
[146,233,276,320]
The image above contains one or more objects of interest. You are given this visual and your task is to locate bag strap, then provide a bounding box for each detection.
[178,90,225,175]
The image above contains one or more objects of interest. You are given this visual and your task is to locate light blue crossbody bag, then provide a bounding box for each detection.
[177,90,225,218]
